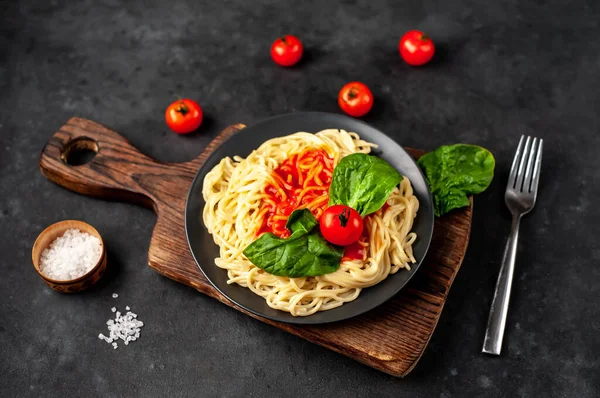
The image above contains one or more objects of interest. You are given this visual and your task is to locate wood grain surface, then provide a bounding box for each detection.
[40,117,473,377]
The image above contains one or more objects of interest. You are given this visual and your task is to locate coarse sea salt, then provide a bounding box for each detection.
[98,306,144,349]
[39,229,102,281]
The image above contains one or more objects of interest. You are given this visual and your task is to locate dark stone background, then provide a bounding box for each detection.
[1,0,598,397]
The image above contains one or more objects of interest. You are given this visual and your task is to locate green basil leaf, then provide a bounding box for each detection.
[417,144,495,216]
[328,153,402,216]
[285,207,318,234]
[243,209,343,277]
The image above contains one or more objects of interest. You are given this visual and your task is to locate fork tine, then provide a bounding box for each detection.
[523,137,538,192]
[530,139,543,193]
[515,136,532,190]
[508,136,525,189]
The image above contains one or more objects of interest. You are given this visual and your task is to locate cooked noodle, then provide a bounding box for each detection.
[202,129,419,316]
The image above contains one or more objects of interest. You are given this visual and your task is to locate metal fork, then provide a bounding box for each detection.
[482,136,543,355]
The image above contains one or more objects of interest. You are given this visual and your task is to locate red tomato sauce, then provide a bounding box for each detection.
[258,149,334,239]
[341,225,370,261]
[257,148,380,262]
[341,240,366,261]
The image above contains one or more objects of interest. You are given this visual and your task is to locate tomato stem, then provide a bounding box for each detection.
[176,101,189,116]
[338,208,350,227]
[348,88,358,100]
[420,34,429,41]
[281,36,287,45]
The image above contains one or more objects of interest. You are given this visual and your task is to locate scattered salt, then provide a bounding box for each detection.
[125,306,130,311]
[97,306,144,350]
[112,293,118,298]
[39,229,102,281]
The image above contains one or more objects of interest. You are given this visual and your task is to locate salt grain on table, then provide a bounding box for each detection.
[98,306,144,349]
[39,229,102,280]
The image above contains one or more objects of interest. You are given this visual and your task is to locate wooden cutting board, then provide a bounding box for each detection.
[39,117,472,377]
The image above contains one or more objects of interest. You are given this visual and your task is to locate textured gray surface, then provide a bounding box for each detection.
[1,0,599,397]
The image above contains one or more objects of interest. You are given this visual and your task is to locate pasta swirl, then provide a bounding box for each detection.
[202,129,419,316]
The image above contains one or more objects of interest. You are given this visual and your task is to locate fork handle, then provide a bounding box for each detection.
[482,214,521,355]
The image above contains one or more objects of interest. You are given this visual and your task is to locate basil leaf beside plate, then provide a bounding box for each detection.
[417,144,495,217]
[243,209,344,278]
[328,153,403,216]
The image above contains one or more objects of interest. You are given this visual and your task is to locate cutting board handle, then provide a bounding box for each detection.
[40,117,245,212]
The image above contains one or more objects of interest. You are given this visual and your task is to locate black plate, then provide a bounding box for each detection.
[185,112,434,324]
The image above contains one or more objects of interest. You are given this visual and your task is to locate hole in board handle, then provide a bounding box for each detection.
[61,137,98,166]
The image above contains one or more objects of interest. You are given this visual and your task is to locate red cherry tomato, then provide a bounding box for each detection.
[320,205,364,246]
[338,82,374,117]
[399,30,435,66]
[165,99,203,134]
[270,35,304,67]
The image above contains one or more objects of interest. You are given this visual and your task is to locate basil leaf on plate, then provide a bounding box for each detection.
[243,209,343,278]
[328,153,402,216]
[285,207,318,235]
[417,144,495,217]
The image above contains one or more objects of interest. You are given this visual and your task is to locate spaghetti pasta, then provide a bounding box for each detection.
[202,129,419,316]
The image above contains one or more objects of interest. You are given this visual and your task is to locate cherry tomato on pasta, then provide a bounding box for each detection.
[399,30,435,66]
[320,205,363,246]
[165,99,203,134]
[270,35,304,67]
[338,82,373,117]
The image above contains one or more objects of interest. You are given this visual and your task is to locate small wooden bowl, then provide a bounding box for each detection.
[32,220,107,293]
